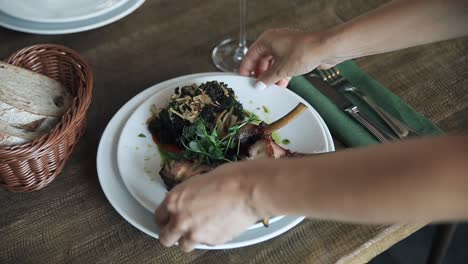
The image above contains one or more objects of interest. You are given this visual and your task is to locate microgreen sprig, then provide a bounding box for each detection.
[181,114,258,164]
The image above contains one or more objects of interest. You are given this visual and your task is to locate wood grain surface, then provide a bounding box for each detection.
[1,0,467,263]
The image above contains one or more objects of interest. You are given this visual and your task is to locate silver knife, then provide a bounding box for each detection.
[305,75,396,142]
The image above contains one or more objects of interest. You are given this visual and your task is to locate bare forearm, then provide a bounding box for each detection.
[251,136,468,224]
[325,0,468,62]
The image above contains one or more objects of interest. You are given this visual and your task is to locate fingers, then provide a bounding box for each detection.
[254,59,291,89]
[255,56,290,88]
[155,204,169,228]
[254,55,273,77]
[241,30,289,85]
[239,40,270,76]
[178,233,197,252]
[157,195,199,251]
[317,63,336,70]
[257,58,288,85]
[276,77,291,88]
[159,214,190,247]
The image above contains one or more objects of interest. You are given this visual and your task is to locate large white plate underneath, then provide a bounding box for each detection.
[96,72,335,249]
[116,74,333,229]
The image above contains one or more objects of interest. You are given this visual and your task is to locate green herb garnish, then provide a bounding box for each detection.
[157,145,185,162]
[181,115,257,164]
[271,132,281,143]
[148,81,244,147]
[138,133,146,138]
[281,139,291,145]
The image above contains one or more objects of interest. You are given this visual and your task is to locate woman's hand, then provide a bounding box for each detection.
[239,28,341,87]
[155,162,268,252]
[241,0,468,88]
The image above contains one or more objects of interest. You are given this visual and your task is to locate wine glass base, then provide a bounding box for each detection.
[211,38,249,73]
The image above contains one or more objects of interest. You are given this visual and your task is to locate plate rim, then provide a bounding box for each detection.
[0,0,130,23]
[0,0,144,34]
[116,75,328,230]
[97,72,335,249]
[116,74,331,218]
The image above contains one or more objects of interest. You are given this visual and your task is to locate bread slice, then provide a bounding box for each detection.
[0,101,49,129]
[0,62,68,146]
[0,61,73,117]
[0,120,45,146]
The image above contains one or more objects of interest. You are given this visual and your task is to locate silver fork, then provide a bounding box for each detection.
[315,67,420,139]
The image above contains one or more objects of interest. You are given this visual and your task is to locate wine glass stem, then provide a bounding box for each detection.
[234,0,247,61]
[239,0,247,47]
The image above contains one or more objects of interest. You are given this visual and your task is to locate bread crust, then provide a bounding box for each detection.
[0,62,70,146]
[0,61,72,117]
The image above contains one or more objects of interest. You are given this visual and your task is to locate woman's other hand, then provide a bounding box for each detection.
[155,162,269,252]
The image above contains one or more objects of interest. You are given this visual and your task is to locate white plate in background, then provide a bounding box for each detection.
[0,0,144,34]
[0,0,128,23]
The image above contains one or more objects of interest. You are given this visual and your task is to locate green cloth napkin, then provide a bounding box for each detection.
[289,60,443,147]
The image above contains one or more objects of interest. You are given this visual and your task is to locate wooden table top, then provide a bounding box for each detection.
[1,0,467,263]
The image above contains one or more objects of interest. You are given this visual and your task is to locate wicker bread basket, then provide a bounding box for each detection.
[0,44,93,192]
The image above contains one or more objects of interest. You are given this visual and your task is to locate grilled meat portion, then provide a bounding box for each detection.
[247,137,290,159]
[160,161,215,190]
[160,136,303,190]
[159,102,309,190]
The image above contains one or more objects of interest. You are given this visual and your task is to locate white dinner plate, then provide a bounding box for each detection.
[96,72,335,249]
[116,74,332,230]
[0,0,144,34]
[0,0,128,23]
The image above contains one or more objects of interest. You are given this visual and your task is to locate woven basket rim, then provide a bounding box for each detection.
[0,44,93,157]
[0,43,93,192]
